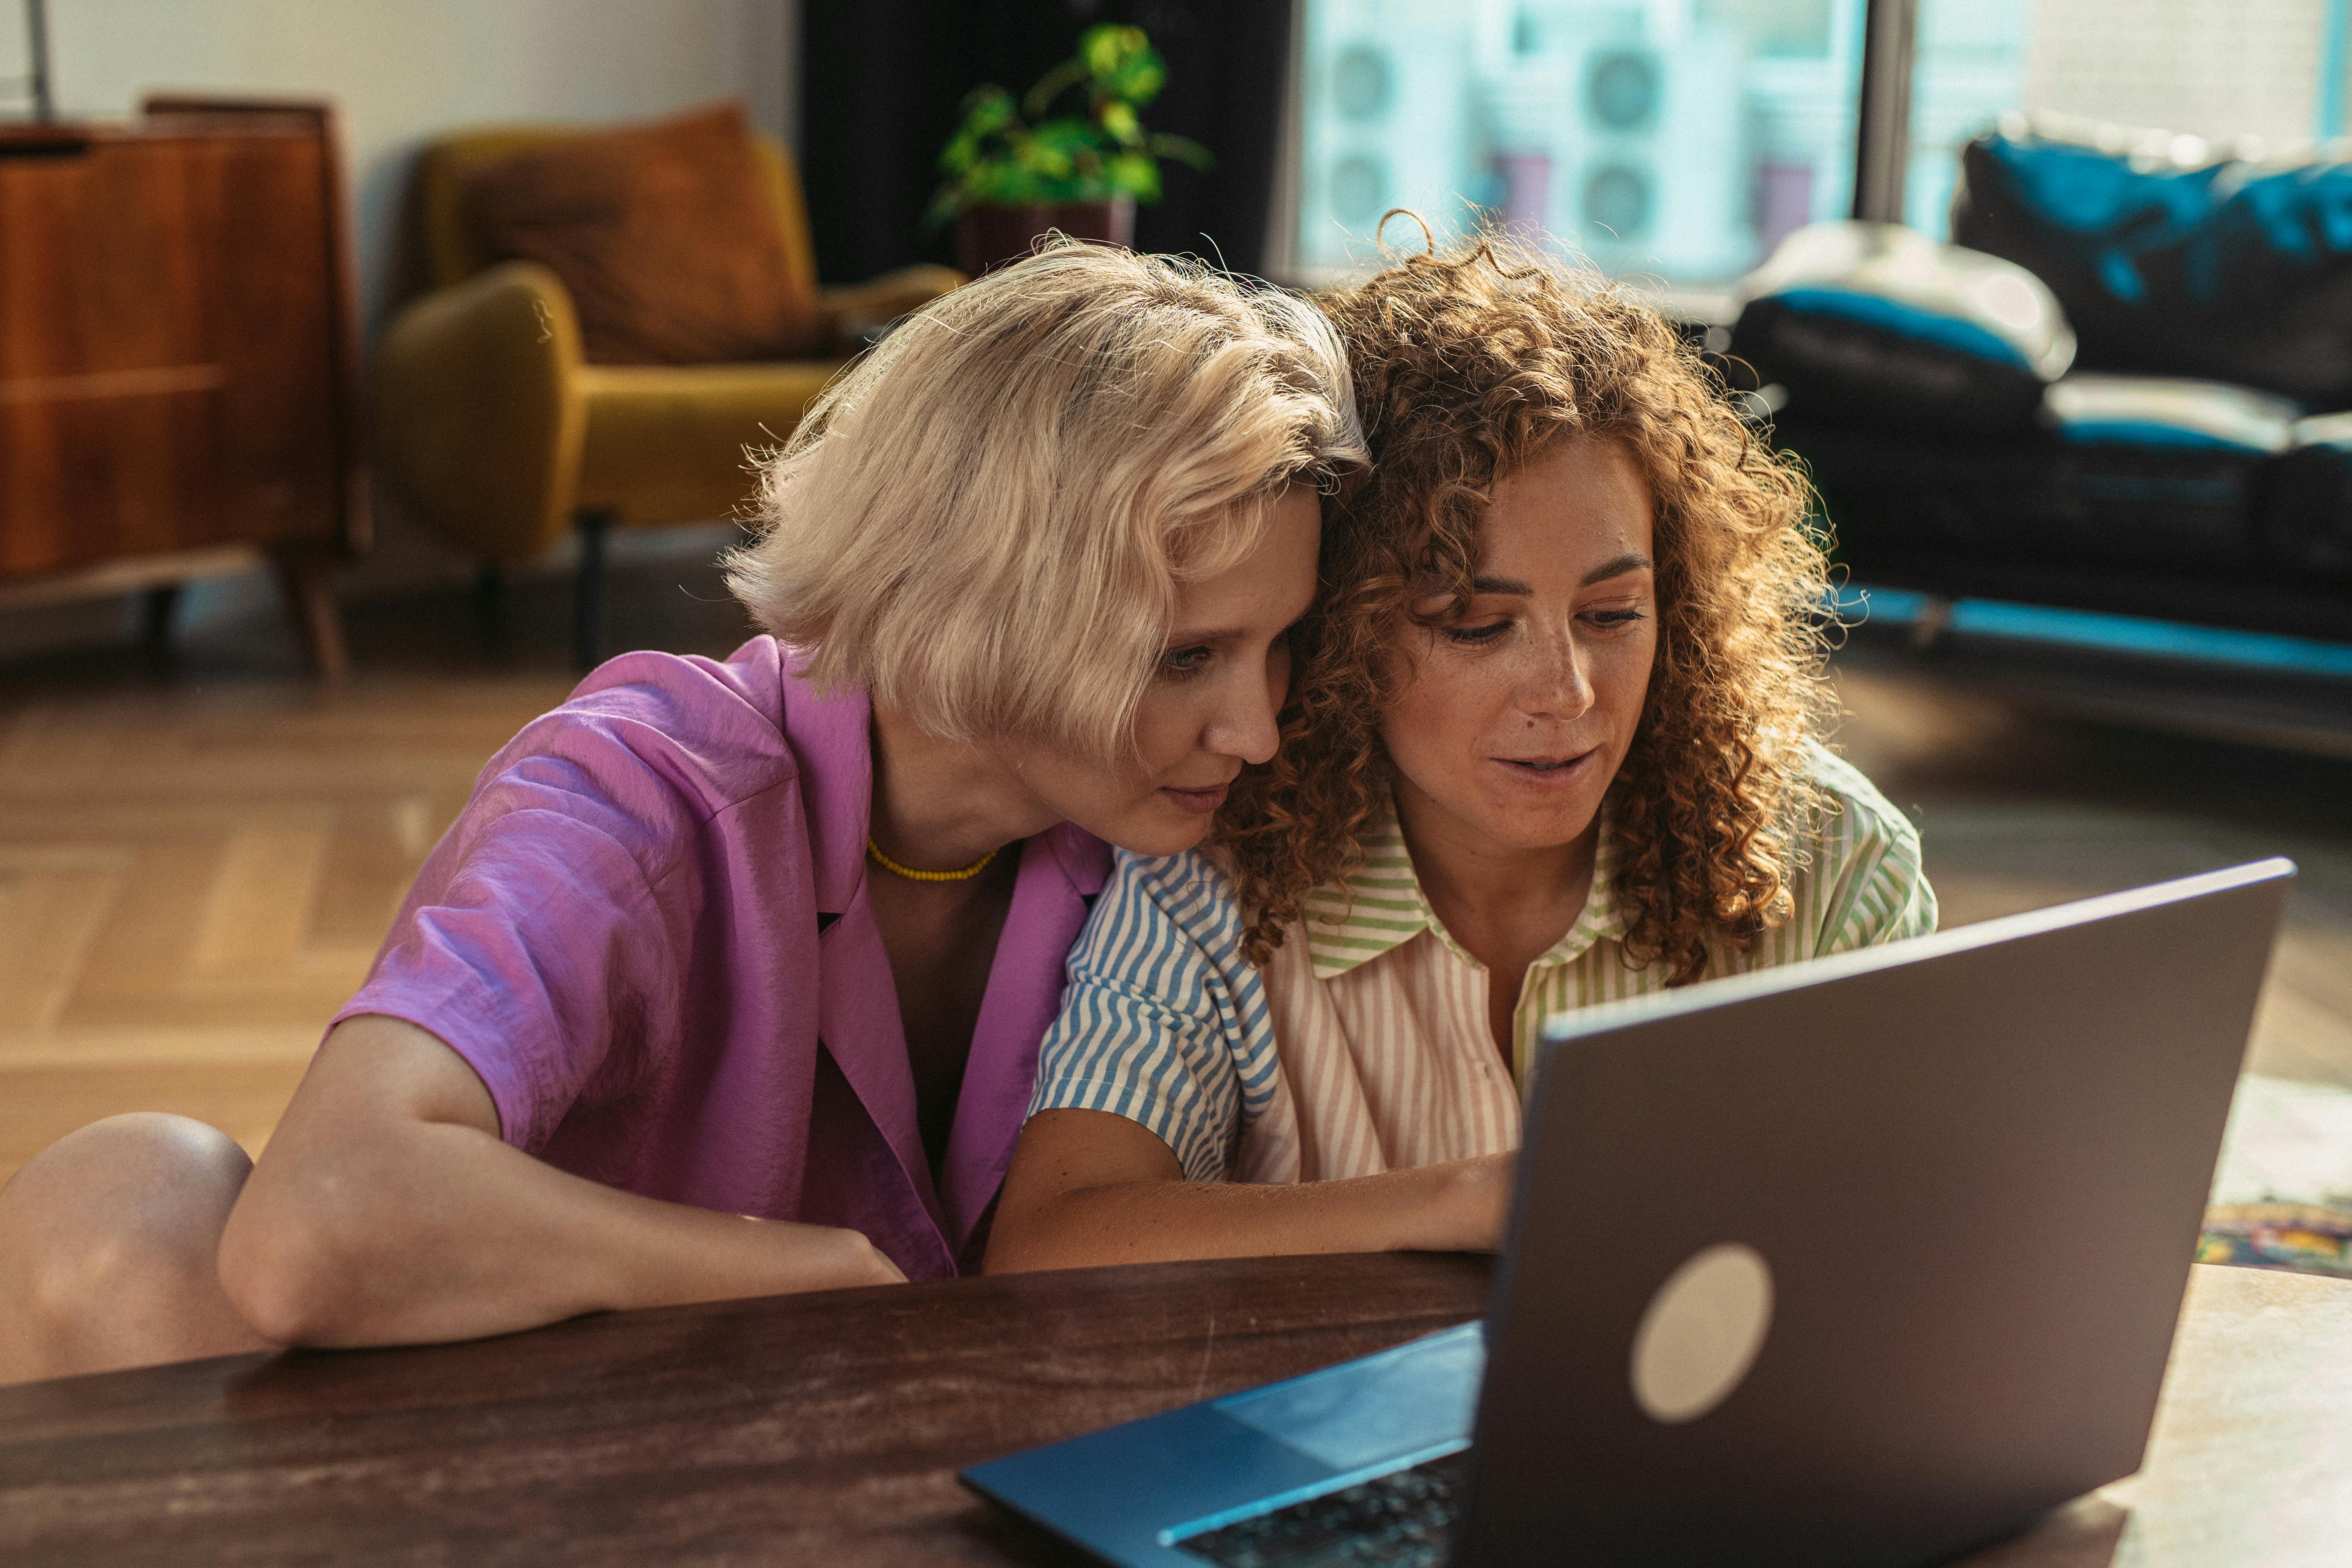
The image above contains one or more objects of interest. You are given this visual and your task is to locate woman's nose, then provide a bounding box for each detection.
[1517,633,1595,721]
[1204,670,1283,765]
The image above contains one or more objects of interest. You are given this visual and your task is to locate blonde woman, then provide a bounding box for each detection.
[0,245,1364,1383]
[988,238,1935,1271]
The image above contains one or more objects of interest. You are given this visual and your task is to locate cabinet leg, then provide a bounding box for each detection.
[574,509,614,673]
[138,582,183,667]
[270,543,349,682]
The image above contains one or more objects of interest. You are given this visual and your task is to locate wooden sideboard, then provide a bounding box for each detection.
[0,98,364,676]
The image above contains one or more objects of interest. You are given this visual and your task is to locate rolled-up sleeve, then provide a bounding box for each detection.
[1823,836,1938,954]
[1809,745,1939,956]
[332,738,695,1155]
[1028,851,1273,1182]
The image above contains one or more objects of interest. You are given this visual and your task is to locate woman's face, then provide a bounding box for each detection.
[1000,485,1322,857]
[1381,436,1657,859]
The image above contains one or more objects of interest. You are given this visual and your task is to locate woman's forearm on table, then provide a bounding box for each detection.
[216,1016,901,1349]
[984,1110,1514,1272]
[987,1161,1508,1272]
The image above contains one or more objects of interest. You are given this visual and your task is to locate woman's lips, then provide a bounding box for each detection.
[1495,750,1596,785]
[1160,782,1231,815]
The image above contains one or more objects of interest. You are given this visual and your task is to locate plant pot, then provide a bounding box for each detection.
[954,196,1137,276]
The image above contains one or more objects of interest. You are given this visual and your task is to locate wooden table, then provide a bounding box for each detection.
[2,1257,2346,1566]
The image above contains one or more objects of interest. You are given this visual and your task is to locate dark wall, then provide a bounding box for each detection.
[800,0,1295,283]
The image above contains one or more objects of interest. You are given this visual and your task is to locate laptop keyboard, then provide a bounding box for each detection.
[1175,1449,1470,1568]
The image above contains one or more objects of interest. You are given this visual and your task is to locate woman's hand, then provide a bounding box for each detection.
[1397,1151,1517,1256]
[765,1217,907,1290]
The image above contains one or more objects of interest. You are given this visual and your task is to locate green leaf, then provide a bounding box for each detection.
[1079,23,1141,77]
[1080,24,1165,106]
[1146,132,1215,171]
[1104,54,1165,105]
[1015,137,1077,180]
[949,25,1198,212]
[978,162,1034,204]
[1028,116,1105,158]
[1106,150,1162,203]
[960,83,1017,135]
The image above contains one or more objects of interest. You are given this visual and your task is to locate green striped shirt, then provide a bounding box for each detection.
[1030,741,1937,1182]
[1305,743,1939,1086]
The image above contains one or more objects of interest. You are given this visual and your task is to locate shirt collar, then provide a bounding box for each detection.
[776,644,874,917]
[777,645,1112,914]
[1040,819,1111,899]
[1301,789,1624,980]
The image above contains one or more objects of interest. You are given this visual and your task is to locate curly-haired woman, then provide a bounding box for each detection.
[986,238,1936,1271]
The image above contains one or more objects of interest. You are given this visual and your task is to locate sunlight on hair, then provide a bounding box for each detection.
[725,241,1365,764]
[1221,232,1835,981]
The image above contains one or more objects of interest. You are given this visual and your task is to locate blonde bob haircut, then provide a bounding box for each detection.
[726,241,1366,763]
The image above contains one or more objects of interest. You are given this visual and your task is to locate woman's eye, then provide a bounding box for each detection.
[1160,645,1214,679]
[1584,607,1648,629]
[1442,620,1511,646]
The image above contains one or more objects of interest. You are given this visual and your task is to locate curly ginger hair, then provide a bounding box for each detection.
[1216,235,1836,983]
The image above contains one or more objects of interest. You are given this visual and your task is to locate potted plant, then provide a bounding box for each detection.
[928,23,1212,275]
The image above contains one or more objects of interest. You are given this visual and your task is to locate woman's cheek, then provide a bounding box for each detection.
[1604,631,1660,730]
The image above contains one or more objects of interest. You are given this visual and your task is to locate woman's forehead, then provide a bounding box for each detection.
[1479,441,1654,578]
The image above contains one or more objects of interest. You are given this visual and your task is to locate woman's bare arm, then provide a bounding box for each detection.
[216,1015,902,1348]
[983,1108,1514,1273]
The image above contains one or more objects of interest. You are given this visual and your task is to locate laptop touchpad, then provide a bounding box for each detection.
[1215,1322,1486,1470]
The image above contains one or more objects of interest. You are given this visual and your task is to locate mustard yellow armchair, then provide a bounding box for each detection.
[373,125,961,665]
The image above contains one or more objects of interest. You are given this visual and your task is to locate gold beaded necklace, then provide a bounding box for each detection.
[865,836,1001,883]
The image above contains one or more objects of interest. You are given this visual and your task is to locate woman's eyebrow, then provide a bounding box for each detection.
[1464,553,1652,597]
[1578,552,1653,587]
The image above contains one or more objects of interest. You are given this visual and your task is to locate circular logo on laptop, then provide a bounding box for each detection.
[1629,1242,1775,1424]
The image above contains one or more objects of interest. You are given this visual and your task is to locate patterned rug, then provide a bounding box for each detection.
[2202,1076,2352,1279]
[2201,1203,2352,1277]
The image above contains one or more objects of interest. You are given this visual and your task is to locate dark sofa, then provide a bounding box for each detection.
[1727,124,2352,643]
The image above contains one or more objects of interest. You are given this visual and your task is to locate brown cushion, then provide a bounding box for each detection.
[458,102,823,365]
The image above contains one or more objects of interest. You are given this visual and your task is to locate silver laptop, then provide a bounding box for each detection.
[965,858,2292,1567]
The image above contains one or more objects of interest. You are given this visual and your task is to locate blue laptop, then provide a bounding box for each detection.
[963,859,2290,1568]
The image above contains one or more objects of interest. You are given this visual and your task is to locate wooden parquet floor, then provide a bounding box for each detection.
[0,545,757,1183]
[0,557,2348,1190]
[1830,649,2352,1094]
[0,670,579,1175]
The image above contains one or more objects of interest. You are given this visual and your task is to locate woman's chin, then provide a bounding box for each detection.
[1087,802,1218,859]
[1464,794,1605,855]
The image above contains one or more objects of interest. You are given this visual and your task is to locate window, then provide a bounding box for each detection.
[1907,0,2350,241]
[1293,0,2352,288]
[1903,0,2027,237]
[1292,0,1868,292]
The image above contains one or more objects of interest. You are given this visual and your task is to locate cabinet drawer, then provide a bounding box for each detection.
[0,130,341,579]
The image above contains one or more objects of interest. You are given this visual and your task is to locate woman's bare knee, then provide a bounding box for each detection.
[0,1113,273,1384]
